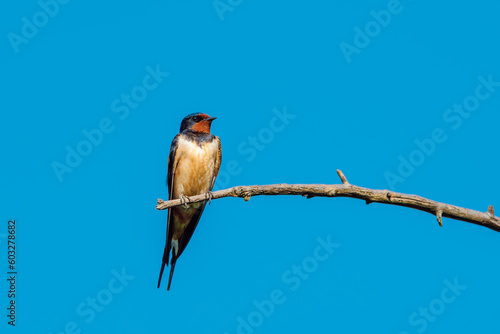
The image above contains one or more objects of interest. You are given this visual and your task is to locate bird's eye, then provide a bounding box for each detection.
[193,116,201,122]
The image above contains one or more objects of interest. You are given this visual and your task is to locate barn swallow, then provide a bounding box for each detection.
[158,113,222,290]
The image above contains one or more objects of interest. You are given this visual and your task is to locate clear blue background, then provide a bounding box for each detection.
[2,1,500,333]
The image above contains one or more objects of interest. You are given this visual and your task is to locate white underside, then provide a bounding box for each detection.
[173,136,219,199]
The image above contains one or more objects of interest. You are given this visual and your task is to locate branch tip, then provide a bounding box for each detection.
[336,169,349,184]
[488,205,494,216]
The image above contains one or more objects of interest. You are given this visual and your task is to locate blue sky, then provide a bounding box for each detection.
[2,1,500,333]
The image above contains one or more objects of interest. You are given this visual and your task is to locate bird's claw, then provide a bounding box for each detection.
[206,191,214,205]
[180,195,190,209]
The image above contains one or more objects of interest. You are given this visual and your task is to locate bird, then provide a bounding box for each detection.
[157,113,222,290]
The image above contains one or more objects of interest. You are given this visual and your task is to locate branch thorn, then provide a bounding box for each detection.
[336,169,349,184]
[436,209,443,227]
[488,205,494,216]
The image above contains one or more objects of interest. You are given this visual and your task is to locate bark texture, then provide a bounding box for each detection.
[155,170,500,232]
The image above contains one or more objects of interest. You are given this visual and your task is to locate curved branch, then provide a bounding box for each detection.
[156,169,500,233]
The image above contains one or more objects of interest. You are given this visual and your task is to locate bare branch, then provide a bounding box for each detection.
[155,170,500,233]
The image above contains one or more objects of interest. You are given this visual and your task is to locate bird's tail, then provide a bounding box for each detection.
[157,243,171,289]
[167,258,177,291]
[157,262,166,289]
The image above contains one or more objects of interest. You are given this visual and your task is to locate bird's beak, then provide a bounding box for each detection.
[205,117,217,122]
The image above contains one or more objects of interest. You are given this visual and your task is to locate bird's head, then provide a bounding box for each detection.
[180,113,217,134]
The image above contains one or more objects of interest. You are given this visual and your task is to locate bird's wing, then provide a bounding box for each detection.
[166,134,181,199]
[176,202,207,258]
[158,134,181,288]
[166,134,182,256]
[210,136,222,190]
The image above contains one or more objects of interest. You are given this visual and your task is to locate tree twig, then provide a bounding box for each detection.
[156,169,500,232]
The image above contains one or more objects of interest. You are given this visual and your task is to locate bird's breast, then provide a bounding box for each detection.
[173,136,219,198]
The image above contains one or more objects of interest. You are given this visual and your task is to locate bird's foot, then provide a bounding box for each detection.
[206,191,214,205]
[179,195,190,209]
